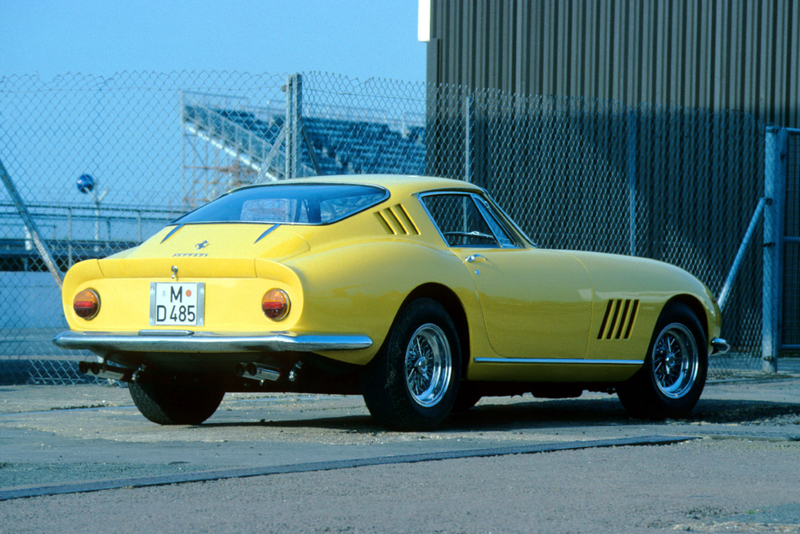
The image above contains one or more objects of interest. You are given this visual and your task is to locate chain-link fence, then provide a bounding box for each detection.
[0,70,782,384]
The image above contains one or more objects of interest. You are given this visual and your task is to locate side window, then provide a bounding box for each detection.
[422,194,503,247]
[474,197,516,247]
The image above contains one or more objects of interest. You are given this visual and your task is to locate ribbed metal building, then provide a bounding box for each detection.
[420,0,800,366]
[426,0,800,127]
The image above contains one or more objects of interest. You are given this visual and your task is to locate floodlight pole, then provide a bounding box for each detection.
[86,187,108,253]
[79,174,108,253]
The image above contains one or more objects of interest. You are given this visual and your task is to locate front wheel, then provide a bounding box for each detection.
[129,377,224,425]
[617,302,707,419]
[361,298,461,430]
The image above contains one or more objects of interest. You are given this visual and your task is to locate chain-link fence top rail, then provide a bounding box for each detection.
[0,71,766,383]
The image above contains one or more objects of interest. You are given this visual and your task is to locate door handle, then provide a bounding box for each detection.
[466,254,487,263]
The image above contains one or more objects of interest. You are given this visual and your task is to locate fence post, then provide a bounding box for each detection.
[763,127,787,373]
[68,208,73,268]
[628,109,637,256]
[284,74,303,179]
[464,94,474,183]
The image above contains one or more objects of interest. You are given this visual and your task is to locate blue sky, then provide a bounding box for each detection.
[2,0,427,83]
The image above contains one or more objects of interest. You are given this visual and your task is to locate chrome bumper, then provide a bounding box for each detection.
[711,337,730,355]
[53,330,373,354]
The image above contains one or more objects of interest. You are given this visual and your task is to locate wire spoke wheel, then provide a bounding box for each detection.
[617,302,708,420]
[651,323,699,399]
[360,298,461,430]
[404,323,452,408]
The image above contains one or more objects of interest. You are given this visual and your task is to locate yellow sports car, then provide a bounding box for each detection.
[54,175,728,430]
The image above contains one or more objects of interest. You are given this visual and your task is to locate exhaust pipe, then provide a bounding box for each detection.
[78,361,133,382]
[235,362,281,382]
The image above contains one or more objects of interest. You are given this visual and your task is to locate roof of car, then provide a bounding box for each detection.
[240,175,483,197]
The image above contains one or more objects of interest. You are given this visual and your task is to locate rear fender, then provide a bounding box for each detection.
[289,241,479,366]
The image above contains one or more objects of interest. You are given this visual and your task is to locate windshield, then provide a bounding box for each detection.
[174,183,389,225]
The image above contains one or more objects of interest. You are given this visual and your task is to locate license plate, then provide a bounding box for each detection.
[149,282,205,326]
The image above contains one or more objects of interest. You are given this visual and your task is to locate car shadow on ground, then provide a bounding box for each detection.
[203,396,800,433]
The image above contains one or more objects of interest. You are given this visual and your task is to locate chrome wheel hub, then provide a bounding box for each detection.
[652,323,699,399]
[404,323,452,408]
[665,352,676,372]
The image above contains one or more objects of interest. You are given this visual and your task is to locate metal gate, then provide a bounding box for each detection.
[781,130,800,354]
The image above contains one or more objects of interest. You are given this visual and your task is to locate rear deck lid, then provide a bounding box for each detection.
[99,224,306,278]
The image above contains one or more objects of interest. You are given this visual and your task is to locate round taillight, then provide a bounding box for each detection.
[262,289,290,321]
[73,289,100,319]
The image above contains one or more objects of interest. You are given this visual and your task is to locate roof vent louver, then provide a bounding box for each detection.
[597,299,640,340]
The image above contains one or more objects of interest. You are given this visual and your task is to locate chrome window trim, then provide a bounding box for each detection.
[483,195,538,248]
[417,190,523,249]
[472,196,517,248]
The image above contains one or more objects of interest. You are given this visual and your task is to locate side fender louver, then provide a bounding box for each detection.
[375,204,420,236]
[597,299,640,340]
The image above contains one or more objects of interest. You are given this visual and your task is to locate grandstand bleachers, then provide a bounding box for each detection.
[181,97,426,182]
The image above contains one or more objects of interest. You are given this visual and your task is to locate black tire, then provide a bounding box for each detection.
[129,378,224,425]
[361,298,461,430]
[617,302,708,419]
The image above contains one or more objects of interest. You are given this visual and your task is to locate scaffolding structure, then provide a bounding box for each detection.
[179,87,296,209]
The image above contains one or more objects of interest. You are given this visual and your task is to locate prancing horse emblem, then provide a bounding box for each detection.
[195,240,209,251]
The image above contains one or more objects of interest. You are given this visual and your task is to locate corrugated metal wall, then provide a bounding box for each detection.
[427,0,800,127]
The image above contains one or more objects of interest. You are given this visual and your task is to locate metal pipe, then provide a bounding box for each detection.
[465,95,473,183]
[763,127,788,372]
[628,109,637,256]
[0,157,63,289]
[717,197,767,310]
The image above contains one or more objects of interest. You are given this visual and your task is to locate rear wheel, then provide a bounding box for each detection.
[129,377,224,425]
[361,298,461,430]
[617,302,707,419]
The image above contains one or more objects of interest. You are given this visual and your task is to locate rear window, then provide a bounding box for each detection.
[174,184,388,225]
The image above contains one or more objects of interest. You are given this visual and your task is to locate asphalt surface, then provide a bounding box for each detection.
[1,371,800,533]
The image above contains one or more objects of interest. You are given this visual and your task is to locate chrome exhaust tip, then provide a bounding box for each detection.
[235,362,281,382]
[78,361,133,382]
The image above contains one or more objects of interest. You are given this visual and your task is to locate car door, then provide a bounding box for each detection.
[421,191,593,361]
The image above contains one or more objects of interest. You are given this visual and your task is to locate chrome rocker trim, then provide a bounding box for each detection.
[473,357,644,365]
[53,330,373,354]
